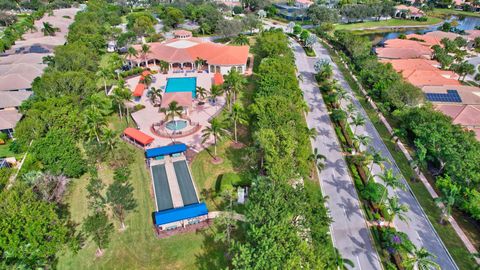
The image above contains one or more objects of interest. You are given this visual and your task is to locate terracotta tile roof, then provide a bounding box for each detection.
[395,5,424,15]
[435,104,480,126]
[160,92,192,108]
[424,31,460,41]
[131,38,249,66]
[124,127,154,145]
[405,34,442,47]
[376,47,431,59]
[0,90,32,109]
[0,109,22,130]
[403,70,461,87]
[133,83,146,97]
[213,72,224,86]
[384,39,432,53]
[472,128,480,141]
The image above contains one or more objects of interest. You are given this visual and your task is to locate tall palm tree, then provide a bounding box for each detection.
[434,184,459,225]
[126,46,138,65]
[310,148,327,172]
[84,106,107,143]
[194,57,206,70]
[332,248,355,269]
[160,101,183,123]
[147,87,163,106]
[385,196,410,225]
[140,44,151,67]
[158,60,169,73]
[403,247,441,270]
[351,113,366,135]
[378,168,405,203]
[96,68,111,94]
[41,22,59,36]
[209,85,224,107]
[111,87,131,119]
[196,86,208,101]
[223,69,246,111]
[201,118,229,159]
[230,103,247,143]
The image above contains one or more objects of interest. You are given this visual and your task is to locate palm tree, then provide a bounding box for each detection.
[147,87,163,106]
[160,101,183,123]
[378,168,405,203]
[346,103,356,118]
[233,34,250,45]
[385,196,410,225]
[332,248,355,269]
[368,149,389,177]
[201,118,229,159]
[96,68,111,94]
[351,113,366,135]
[158,60,169,73]
[126,46,138,65]
[336,88,350,104]
[41,22,59,36]
[26,23,37,33]
[102,128,118,153]
[354,134,371,150]
[434,184,459,225]
[194,57,206,70]
[403,247,440,270]
[140,44,151,67]
[230,103,247,143]
[84,106,107,143]
[209,85,224,107]
[111,87,131,119]
[142,74,153,87]
[196,86,208,101]
[331,109,347,124]
[310,148,326,172]
[223,69,246,111]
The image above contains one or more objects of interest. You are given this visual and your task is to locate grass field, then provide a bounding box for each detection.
[429,8,480,18]
[334,17,443,30]
[324,42,478,270]
[57,143,227,270]
[57,114,227,269]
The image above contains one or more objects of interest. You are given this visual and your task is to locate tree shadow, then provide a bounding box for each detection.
[194,225,229,270]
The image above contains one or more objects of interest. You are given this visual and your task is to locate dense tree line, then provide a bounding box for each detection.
[327,30,480,222]
[0,1,136,267]
[231,29,336,269]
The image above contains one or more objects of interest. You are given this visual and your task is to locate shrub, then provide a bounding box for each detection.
[219,172,243,192]
[132,104,145,112]
[0,132,8,142]
[361,180,385,204]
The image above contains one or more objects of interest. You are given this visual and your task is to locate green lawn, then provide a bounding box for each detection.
[323,42,478,270]
[429,8,480,18]
[0,141,22,159]
[334,17,443,31]
[57,145,226,270]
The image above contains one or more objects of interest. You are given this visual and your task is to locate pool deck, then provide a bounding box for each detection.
[128,72,226,151]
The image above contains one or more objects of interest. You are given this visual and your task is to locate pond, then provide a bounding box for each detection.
[365,15,480,45]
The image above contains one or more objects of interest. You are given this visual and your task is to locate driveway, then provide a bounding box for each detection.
[292,40,382,270]
[312,43,458,269]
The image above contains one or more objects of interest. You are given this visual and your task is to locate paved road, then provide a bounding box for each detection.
[312,43,458,269]
[292,41,382,270]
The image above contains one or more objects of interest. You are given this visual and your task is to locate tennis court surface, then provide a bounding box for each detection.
[151,164,174,211]
[173,160,199,206]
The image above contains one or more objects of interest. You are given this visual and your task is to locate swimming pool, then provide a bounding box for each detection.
[165,77,197,98]
[166,120,188,131]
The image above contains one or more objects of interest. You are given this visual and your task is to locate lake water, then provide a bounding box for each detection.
[366,16,480,45]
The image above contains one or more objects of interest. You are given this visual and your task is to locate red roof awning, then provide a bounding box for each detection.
[142,70,151,77]
[213,72,224,86]
[124,128,154,145]
[133,83,146,97]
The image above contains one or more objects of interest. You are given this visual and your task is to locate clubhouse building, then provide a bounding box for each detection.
[127,31,250,75]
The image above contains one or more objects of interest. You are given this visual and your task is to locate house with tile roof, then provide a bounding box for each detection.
[394,5,425,19]
[128,34,249,75]
[435,104,480,140]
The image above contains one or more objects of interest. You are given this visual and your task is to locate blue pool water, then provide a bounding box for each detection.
[166,120,188,131]
[165,77,197,98]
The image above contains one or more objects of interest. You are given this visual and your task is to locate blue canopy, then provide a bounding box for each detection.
[154,202,208,226]
[145,144,187,158]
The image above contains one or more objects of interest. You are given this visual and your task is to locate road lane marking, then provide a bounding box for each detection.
[356,256,362,270]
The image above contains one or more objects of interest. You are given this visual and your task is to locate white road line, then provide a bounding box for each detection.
[356,256,362,270]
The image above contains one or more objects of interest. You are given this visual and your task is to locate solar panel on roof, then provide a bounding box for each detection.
[425,90,462,103]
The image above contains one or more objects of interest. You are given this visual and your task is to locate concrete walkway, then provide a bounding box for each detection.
[312,42,458,269]
[292,40,382,270]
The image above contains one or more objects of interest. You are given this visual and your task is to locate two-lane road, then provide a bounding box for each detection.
[292,40,382,270]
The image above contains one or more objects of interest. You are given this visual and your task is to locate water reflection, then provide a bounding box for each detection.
[365,15,480,45]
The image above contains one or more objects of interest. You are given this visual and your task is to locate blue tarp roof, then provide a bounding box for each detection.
[154,202,208,226]
[145,144,187,158]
